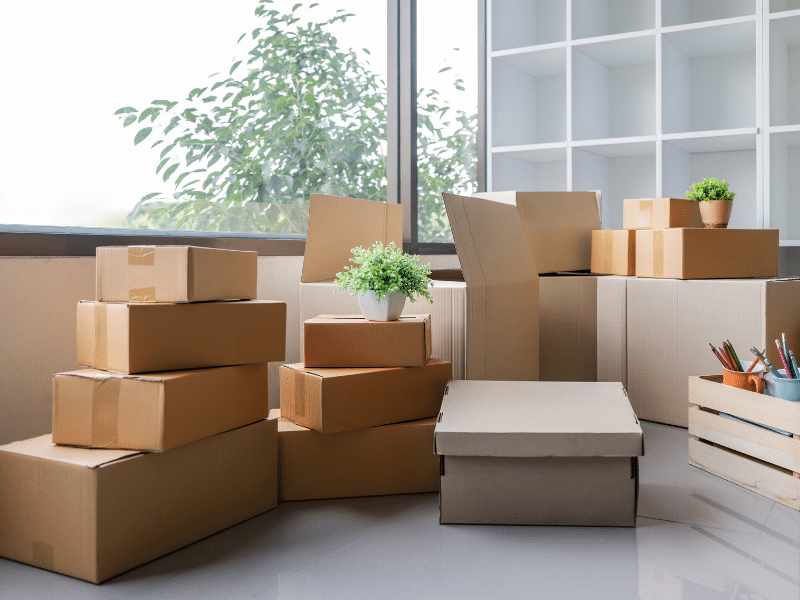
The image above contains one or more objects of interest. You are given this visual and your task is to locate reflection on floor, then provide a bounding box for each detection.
[1,422,798,600]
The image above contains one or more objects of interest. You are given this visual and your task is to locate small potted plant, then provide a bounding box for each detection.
[685,177,735,228]
[335,241,433,321]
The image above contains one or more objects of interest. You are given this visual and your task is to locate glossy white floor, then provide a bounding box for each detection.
[1,421,798,600]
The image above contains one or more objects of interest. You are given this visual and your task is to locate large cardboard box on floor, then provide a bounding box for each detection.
[96,245,257,303]
[280,359,452,433]
[52,363,269,451]
[623,198,702,230]
[434,380,643,526]
[77,299,286,373]
[0,419,277,584]
[596,276,632,388]
[271,409,438,501]
[591,229,636,276]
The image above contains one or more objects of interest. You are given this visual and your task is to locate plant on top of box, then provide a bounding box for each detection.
[335,241,433,321]
[685,178,735,229]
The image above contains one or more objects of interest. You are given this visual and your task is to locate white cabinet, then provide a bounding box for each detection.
[487,0,800,243]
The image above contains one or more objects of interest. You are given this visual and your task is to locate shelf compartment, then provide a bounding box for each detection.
[770,2,800,14]
[662,0,755,28]
[491,147,568,191]
[492,0,566,51]
[572,135,656,157]
[770,13,800,127]
[572,34,655,141]
[661,128,758,153]
[571,0,654,41]
[769,130,800,240]
[661,16,757,57]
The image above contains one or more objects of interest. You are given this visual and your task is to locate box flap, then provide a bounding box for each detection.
[282,358,448,379]
[310,314,429,324]
[0,435,140,468]
[434,380,643,458]
[301,194,403,283]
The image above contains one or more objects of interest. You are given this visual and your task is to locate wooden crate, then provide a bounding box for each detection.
[688,375,800,511]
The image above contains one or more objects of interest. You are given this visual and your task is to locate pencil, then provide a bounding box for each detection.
[782,333,790,373]
[790,350,800,381]
[723,342,740,371]
[775,339,793,379]
[726,340,743,372]
[710,343,731,369]
[718,346,734,370]
[746,355,760,373]
[751,347,783,378]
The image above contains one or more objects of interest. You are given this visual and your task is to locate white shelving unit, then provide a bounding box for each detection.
[487,0,800,243]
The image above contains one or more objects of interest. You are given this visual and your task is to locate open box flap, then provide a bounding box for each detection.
[301,194,403,283]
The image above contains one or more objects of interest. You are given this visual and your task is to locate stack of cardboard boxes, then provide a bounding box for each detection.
[0,246,287,583]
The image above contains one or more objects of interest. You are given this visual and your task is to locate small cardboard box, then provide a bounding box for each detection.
[591,230,636,276]
[96,245,257,303]
[623,198,702,230]
[0,419,277,584]
[303,314,431,368]
[434,380,643,526]
[53,363,269,451]
[77,299,286,374]
[271,409,438,501]
[279,359,452,434]
[635,229,779,279]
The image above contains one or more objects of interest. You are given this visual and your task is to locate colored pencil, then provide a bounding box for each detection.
[751,347,782,378]
[726,340,743,372]
[723,342,740,371]
[718,346,734,370]
[710,343,731,369]
[790,350,800,381]
[746,355,760,373]
[782,333,789,368]
[776,339,793,379]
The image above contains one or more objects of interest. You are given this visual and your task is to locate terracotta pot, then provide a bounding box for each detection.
[698,200,733,229]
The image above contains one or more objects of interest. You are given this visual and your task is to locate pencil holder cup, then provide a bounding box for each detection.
[765,370,800,402]
[723,366,764,394]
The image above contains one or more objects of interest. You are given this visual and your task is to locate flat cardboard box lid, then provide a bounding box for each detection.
[435,380,643,458]
[0,435,139,468]
[302,194,403,283]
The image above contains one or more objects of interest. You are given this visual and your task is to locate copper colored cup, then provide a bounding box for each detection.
[722,366,764,393]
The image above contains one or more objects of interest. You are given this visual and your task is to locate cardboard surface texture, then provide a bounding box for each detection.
[96,246,257,303]
[52,364,269,451]
[635,229,779,279]
[271,409,438,501]
[303,314,431,368]
[280,359,452,433]
[591,230,636,276]
[435,380,642,526]
[596,276,632,387]
[623,198,703,230]
[0,419,278,584]
[76,300,286,374]
[475,191,602,273]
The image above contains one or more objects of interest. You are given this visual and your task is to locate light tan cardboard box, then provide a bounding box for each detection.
[626,277,800,426]
[53,363,269,451]
[635,229,779,279]
[96,245,257,303]
[434,380,643,526]
[596,276,633,388]
[279,359,452,433]
[591,229,636,276]
[303,314,431,368]
[271,409,438,501]
[77,299,286,374]
[623,198,702,230]
[0,419,277,584]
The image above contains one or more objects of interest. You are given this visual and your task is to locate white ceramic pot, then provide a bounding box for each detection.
[358,290,406,321]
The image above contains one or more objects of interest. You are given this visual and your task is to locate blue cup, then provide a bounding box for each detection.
[764,370,800,402]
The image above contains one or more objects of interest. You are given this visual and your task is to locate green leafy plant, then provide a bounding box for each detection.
[335,242,433,303]
[685,178,735,202]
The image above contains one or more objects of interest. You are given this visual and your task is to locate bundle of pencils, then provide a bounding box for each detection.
[748,334,800,379]
[709,340,756,372]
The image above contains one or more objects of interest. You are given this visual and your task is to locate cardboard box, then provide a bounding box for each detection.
[303,314,431,368]
[0,419,277,584]
[271,409,438,501]
[626,277,800,426]
[596,276,632,388]
[52,363,269,451]
[76,300,286,374]
[96,245,257,303]
[591,230,636,276]
[280,359,452,433]
[623,198,702,230]
[635,228,779,279]
[474,191,602,274]
[434,380,643,526]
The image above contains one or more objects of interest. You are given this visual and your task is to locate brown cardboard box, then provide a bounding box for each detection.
[596,276,632,388]
[280,359,452,433]
[474,191,602,274]
[435,380,643,526]
[591,230,636,276]
[303,314,431,368]
[271,409,438,501]
[635,229,779,279]
[623,198,702,230]
[53,363,269,451]
[0,419,277,584]
[76,300,286,373]
[626,277,800,426]
[96,245,257,303]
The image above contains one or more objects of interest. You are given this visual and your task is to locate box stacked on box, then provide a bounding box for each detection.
[0,246,286,583]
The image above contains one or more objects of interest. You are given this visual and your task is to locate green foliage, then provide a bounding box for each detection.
[117,0,476,237]
[335,242,433,302]
[685,178,735,202]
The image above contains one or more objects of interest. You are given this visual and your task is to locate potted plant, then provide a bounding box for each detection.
[685,177,735,228]
[335,241,434,321]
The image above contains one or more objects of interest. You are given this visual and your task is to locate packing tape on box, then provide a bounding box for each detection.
[127,245,156,266]
[91,375,121,448]
[129,287,156,302]
[638,200,653,229]
[653,230,664,278]
[32,540,54,571]
[94,303,108,369]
